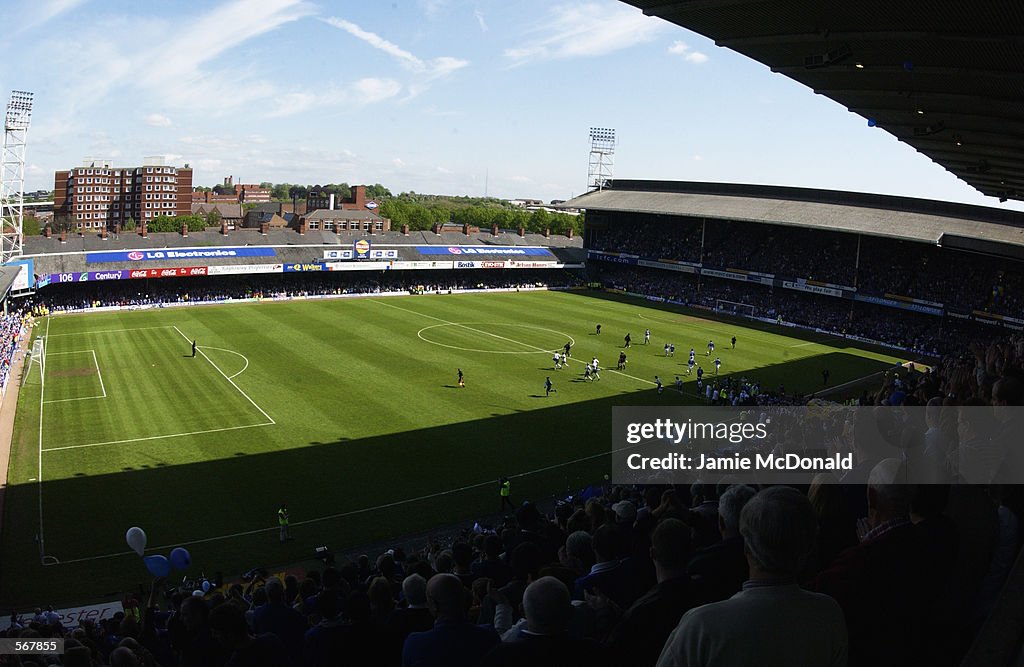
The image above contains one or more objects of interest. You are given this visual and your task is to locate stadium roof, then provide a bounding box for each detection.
[622,1,1024,203]
[565,180,1024,258]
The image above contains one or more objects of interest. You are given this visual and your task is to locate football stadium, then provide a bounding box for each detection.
[1,1,1023,666]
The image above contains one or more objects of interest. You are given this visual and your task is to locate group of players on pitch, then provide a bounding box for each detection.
[458,325,738,398]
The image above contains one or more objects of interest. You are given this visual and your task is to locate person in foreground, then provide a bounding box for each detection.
[657,486,848,667]
[482,576,608,666]
[402,572,500,667]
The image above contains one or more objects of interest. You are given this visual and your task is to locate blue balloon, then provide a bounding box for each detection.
[201,580,211,593]
[169,547,191,571]
[143,554,171,578]
[867,118,877,127]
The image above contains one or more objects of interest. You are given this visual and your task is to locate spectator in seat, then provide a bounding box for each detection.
[573,523,636,609]
[814,458,935,666]
[482,576,608,667]
[605,518,703,666]
[658,487,847,667]
[252,576,307,664]
[402,573,500,667]
[472,534,513,588]
[688,484,756,603]
[392,574,435,641]
[303,591,347,667]
[208,602,290,667]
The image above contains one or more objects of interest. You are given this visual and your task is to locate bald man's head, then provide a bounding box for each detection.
[523,576,571,635]
[426,573,466,620]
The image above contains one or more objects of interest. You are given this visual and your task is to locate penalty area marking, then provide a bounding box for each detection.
[416,322,576,355]
[198,346,250,379]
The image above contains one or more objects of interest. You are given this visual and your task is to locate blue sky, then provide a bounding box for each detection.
[5,0,1022,211]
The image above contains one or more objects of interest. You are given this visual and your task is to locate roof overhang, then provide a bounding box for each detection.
[621,1,1024,203]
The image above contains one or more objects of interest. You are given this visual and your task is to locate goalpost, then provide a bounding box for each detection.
[22,336,44,387]
[714,299,757,319]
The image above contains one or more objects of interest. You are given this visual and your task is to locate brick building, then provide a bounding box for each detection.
[54,159,193,229]
[300,208,390,233]
[306,184,374,213]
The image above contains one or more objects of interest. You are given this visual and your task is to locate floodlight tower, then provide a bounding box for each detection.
[587,127,616,191]
[1,90,34,265]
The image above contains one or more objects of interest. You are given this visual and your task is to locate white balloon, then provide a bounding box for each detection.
[125,527,147,557]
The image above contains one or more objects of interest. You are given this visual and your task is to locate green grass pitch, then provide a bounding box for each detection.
[0,290,901,605]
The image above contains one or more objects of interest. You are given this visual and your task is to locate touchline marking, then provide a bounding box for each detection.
[37,316,50,564]
[44,444,626,565]
[789,341,819,348]
[172,326,275,425]
[46,325,176,337]
[372,299,655,385]
[198,346,250,379]
[41,422,274,453]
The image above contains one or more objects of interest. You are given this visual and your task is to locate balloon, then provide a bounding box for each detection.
[143,554,170,578]
[169,547,191,571]
[201,580,211,593]
[126,527,147,557]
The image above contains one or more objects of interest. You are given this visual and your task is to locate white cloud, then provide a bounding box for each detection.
[692,154,704,161]
[322,16,468,98]
[266,78,401,118]
[144,113,172,127]
[510,175,533,183]
[418,0,448,17]
[18,0,87,33]
[474,8,488,32]
[504,3,663,66]
[667,40,709,64]
[393,158,406,167]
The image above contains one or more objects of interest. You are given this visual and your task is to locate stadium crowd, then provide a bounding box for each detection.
[589,216,1024,317]
[0,310,28,391]
[29,271,584,313]
[594,266,1002,356]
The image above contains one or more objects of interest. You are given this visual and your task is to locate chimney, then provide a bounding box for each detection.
[491,224,499,237]
[221,221,228,236]
[352,185,366,209]
[329,193,335,210]
[59,230,66,243]
[543,228,550,238]
[517,226,525,237]
[298,219,307,235]
[462,223,470,235]
[259,222,268,236]
[114,222,121,235]
[432,223,441,235]
[181,222,189,237]
[101,226,108,240]
[141,221,148,238]
[44,226,51,239]
[400,224,409,235]
[78,224,84,237]
[566,227,574,239]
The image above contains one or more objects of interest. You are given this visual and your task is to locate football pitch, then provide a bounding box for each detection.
[0,290,902,605]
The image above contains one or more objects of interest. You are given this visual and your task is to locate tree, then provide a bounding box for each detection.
[206,208,222,227]
[23,214,41,236]
[259,181,273,190]
[271,183,290,201]
[365,183,392,199]
[288,185,308,200]
[123,216,136,231]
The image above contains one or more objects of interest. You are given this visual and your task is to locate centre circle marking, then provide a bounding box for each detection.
[416,322,576,354]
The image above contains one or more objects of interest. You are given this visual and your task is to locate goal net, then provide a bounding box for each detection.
[23,336,44,388]
[714,299,757,319]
